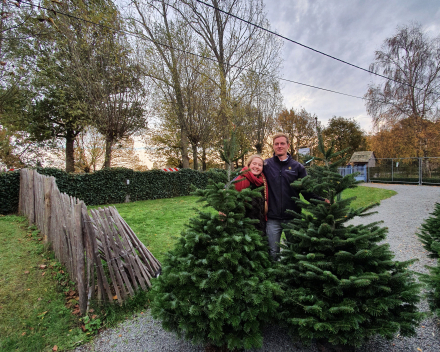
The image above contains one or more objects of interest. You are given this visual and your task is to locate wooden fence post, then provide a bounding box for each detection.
[28,169,35,224]
[43,177,53,243]
[18,169,24,215]
[75,202,87,315]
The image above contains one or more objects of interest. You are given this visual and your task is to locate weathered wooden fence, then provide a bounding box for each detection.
[18,169,161,315]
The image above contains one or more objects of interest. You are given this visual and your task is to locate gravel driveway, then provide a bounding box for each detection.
[74,183,440,352]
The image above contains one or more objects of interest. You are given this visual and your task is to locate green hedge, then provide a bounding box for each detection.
[370,177,440,184]
[37,167,230,205]
[0,167,229,214]
[0,171,20,215]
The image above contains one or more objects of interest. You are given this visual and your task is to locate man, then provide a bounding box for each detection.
[264,133,325,259]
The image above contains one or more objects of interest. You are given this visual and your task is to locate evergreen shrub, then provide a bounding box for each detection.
[150,181,281,351]
[418,203,440,316]
[417,203,440,259]
[276,131,423,348]
[0,171,20,214]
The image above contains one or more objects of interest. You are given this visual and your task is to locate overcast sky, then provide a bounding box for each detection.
[263,0,440,133]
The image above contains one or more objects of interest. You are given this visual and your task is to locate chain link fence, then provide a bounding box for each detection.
[368,157,440,185]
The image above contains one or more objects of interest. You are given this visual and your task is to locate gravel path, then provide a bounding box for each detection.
[74,183,440,352]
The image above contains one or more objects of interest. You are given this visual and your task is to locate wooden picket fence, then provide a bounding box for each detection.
[18,169,161,315]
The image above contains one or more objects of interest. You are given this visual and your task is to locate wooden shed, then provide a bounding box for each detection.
[349,151,376,167]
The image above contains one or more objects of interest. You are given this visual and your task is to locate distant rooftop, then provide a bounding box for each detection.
[349,151,375,163]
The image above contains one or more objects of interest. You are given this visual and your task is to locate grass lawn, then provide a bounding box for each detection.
[341,185,397,208]
[94,184,397,263]
[0,216,89,352]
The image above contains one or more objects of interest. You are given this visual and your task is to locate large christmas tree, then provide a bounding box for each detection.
[150,181,280,351]
[276,131,423,349]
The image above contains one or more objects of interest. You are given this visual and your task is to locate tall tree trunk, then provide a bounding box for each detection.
[65,131,75,173]
[103,136,113,168]
[180,125,190,168]
[202,147,207,171]
[255,142,263,154]
[192,143,198,170]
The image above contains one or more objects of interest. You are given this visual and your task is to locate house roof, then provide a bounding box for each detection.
[349,151,375,163]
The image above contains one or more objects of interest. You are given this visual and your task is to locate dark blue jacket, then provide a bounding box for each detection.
[264,153,320,220]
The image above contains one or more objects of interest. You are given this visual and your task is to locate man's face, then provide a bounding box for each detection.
[273,137,289,159]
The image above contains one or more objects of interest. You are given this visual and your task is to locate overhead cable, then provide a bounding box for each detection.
[11,0,375,102]
[193,0,431,94]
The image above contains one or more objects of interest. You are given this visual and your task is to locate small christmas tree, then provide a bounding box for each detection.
[417,202,440,258]
[220,129,247,182]
[276,129,423,349]
[150,181,280,351]
[417,203,440,316]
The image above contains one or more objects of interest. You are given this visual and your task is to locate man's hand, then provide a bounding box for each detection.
[325,199,330,204]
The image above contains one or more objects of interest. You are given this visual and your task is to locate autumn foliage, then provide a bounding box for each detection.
[367,118,440,159]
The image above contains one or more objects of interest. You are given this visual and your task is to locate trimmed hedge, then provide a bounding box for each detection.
[0,171,20,215]
[370,177,440,184]
[0,167,229,214]
[37,167,230,205]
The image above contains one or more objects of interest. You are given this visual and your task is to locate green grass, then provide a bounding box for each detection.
[342,185,396,208]
[90,196,212,263]
[96,185,397,263]
[0,216,89,352]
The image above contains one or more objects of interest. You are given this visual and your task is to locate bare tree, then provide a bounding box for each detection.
[175,0,273,138]
[182,56,219,170]
[365,23,440,158]
[240,72,282,154]
[129,0,191,168]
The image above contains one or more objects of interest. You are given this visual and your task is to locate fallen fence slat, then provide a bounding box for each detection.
[18,169,161,310]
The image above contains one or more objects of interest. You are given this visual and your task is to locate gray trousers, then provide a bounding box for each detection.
[266,219,292,260]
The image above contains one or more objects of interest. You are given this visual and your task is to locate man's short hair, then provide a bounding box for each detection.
[272,133,290,145]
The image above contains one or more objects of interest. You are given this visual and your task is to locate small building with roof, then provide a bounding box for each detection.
[349,151,376,167]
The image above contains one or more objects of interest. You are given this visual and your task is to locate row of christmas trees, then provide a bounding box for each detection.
[148,130,440,352]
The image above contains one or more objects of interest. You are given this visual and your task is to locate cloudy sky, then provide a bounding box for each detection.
[263,0,440,133]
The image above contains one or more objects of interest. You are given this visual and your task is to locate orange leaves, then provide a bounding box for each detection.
[37,311,48,319]
[65,290,76,298]
[72,306,81,315]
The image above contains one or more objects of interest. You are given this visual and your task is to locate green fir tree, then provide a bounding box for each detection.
[220,129,247,182]
[417,202,440,259]
[276,129,423,349]
[150,180,280,351]
[417,203,440,316]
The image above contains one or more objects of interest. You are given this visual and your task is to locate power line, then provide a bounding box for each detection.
[11,0,370,102]
[193,0,431,94]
